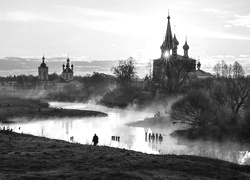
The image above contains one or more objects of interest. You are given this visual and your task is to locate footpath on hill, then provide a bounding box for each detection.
[1,130,250,180]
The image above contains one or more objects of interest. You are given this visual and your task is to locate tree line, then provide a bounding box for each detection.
[171,61,250,132]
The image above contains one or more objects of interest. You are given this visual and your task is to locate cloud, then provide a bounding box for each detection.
[229,14,250,28]
[0,11,63,23]
[186,26,250,40]
[53,5,154,37]
[202,8,228,15]
[66,6,135,21]
[240,55,250,58]
[225,55,235,58]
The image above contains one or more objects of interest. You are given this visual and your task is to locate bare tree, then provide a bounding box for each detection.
[111,57,137,89]
[224,78,249,124]
[156,56,196,93]
[171,90,214,127]
[228,64,233,78]
[221,61,228,77]
[213,62,221,78]
[233,61,245,79]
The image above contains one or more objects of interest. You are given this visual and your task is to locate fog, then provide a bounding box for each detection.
[1,101,250,165]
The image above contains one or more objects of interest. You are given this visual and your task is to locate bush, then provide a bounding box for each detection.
[100,89,154,108]
[170,90,215,127]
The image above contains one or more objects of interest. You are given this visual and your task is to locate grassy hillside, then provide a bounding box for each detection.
[0,130,250,180]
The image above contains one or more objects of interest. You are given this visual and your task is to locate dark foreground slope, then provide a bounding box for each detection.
[1,131,250,180]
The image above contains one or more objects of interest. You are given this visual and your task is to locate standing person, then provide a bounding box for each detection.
[92,134,99,146]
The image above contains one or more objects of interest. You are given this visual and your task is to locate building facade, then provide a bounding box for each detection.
[38,56,49,81]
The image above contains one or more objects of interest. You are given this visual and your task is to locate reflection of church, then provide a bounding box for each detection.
[152,13,213,82]
[36,56,83,90]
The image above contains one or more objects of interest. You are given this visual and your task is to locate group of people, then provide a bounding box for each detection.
[111,136,120,142]
[145,132,163,143]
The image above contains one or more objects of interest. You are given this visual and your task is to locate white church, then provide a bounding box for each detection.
[36,56,83,91]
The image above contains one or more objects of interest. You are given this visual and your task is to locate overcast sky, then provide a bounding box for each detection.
[0,0,250,77]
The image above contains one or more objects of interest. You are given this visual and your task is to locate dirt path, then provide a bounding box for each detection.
[1,130,250,180]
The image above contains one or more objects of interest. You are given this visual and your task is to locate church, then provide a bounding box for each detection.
[152,13,212,85]
[36,56,83,91]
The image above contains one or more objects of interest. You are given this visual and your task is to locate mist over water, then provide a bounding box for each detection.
[2,102,250,165]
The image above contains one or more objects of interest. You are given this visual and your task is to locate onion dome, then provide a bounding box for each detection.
[40,56,47,67]
[173,34,179,46]
[183,40,189,50]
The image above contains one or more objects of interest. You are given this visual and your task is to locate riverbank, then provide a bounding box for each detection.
[0,97,107,123]
[1,130,250,180]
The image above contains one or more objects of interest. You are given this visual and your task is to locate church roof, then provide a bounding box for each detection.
[62,57,73,73]
[160,14,173,51]
[173,34,179,46]
[63,68,73,73]
[196,70,213,78]
[153,54,196,62]
[52,77,67,83]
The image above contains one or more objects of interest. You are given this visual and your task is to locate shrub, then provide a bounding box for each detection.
[170,90,215,127]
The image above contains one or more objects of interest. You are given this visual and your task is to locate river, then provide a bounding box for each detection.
[2,102,250,165]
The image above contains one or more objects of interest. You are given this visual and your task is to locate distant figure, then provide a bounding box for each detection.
[70,136,74,142]
[92,134,99,146]
[117,136,120,142]
[159,134,163,143]
[152,133,155,142]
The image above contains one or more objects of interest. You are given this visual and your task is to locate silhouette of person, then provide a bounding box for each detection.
[92,134,99,146]
[159,134,163,143]
[152,133,155,142]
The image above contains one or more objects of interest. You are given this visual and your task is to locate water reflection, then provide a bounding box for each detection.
[1,102,250,165]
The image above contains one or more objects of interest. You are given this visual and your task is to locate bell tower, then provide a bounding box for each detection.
[38,55,48,81]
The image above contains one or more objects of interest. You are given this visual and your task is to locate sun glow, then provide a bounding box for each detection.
[164,50,171,58]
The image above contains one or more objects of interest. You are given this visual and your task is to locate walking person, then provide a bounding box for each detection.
[92,134,99,146]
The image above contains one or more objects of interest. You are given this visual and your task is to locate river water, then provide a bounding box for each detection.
[2,102,250,165]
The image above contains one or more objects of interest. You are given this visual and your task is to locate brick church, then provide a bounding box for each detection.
[152,13,212,84]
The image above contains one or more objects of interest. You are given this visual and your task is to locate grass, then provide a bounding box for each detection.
[0,130,250,180]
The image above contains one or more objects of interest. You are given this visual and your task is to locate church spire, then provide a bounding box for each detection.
[42,54,45,64]
[160,10,173,58]
[183,36,189,58]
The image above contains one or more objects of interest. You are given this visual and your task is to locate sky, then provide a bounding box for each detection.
[0,0,250,77]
